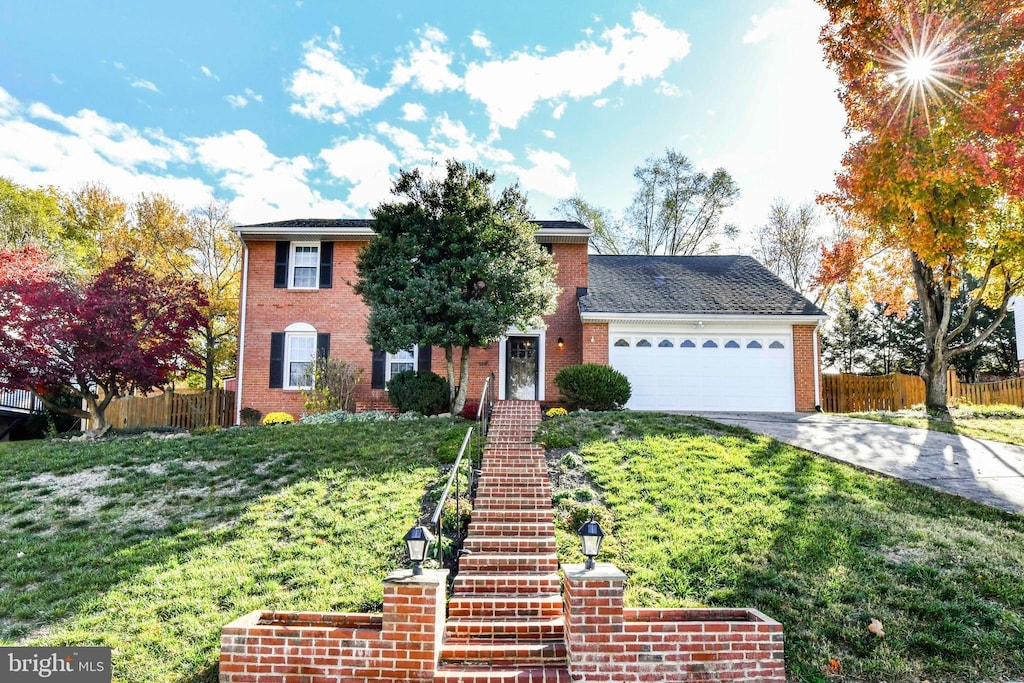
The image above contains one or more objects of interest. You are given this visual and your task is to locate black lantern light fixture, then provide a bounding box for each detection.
[403,524,435,575]
[557,337,565,350]
[577,518,605,570]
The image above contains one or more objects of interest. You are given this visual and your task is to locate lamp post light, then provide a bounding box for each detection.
[403,524,434,576]
[577,518,605,570]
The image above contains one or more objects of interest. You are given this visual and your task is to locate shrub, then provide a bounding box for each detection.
[191,425,221,436]
[262,412,294,425]
[239,407,262,426]
[461,401,480,420]
[553,364,631,411]
[302,357,363,414]
[386,370,450,416]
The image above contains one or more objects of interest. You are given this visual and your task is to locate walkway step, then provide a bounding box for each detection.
[463,536,556,554]
[434,664,570,682]
[471,509,553,524]
[452,572,561,595]
[459,552,558,573]
[440,639,567,665]
[465,522,555,537]
[445,617,565,639]
[448,595,562,619]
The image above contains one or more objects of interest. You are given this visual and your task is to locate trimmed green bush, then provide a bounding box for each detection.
[386,370,450,415]
[553,364,631,411]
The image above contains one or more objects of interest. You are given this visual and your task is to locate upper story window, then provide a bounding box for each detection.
[274,240,334,290]
[290,243,319,288]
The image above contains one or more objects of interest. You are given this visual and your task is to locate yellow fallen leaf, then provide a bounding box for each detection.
[868,618,885,637]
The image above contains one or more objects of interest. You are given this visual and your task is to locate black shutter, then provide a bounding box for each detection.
[417,345,431,372]
[269,333,285,388]
[316,333,330,361]
[274,242,289,288]
[319,241,334,289]
[371,347,386,389]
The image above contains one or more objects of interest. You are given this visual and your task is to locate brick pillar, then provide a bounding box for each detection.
[581,323,609,365]
[562,563,626,682]
[381,568,448,680]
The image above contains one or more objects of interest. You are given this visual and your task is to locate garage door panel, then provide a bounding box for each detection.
[609,329,794,412]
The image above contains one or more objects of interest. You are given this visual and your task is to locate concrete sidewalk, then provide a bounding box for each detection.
[694,412,1024,515]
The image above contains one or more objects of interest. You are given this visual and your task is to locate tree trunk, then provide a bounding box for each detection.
[204,324,215,391]
[922,353,949,418]
[84,394,111,433]
[451,345,472,415]
[444,345,456,409]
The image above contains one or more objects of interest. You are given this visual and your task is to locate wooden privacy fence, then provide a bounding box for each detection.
[822,373,925,413]
[823,370,1024,413]
[92,389,236,430]
[948,372,1024,407]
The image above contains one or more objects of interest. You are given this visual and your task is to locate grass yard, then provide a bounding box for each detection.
[849,403,1024,446]
[537,412,1024,683]
[0,419,460,683]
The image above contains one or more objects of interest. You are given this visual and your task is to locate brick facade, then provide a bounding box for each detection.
[239,241,588,419]
[562,564,785,682]
[791,324,820,412]
[581,322,609,366]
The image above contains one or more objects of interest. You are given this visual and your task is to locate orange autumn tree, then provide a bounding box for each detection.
[816,0,1024,415]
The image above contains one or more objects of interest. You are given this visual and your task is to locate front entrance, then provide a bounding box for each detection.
[506,336,539,400]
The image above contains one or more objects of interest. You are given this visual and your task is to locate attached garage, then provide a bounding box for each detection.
[580,255,826,412]
[607,324,794,411]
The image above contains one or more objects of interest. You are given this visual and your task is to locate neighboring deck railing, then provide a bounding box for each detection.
[0,388,43,414]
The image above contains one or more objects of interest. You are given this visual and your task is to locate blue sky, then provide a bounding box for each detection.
[0,0,847,243]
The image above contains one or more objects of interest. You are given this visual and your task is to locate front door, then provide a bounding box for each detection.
[506,336,539,400]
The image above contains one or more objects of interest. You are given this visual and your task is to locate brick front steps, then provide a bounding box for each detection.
[436,400,569,682]
[219,399,786,683]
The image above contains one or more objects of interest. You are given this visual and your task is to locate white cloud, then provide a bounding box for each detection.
[320,138,398,208]
[201,65,219,80]
[191,129,352,221]
[552,102,567,119]
[131,79,159,93]
[431,115,514,164]
[288,29,394,123]
[113,61,126,71]
[593,98,610,108]
[51,73,63,86]
[225,94,249,108]
[505,149,577,198]
[744,1,805,45]
[390,25,462,94]
[244,88,263,103]
[26,102,189,167]
[0,92,211,209]
[541,130,555,139]
[402,102,427,121]
[707,108,716,117]
[656,80,681,97]
[463,10,690,130]
[470,30,491,52]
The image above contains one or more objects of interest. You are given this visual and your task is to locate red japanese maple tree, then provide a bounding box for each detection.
[0,246,207,431]
[815,0,1024,414]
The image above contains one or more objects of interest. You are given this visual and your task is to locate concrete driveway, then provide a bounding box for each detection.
[693,412,1024,515]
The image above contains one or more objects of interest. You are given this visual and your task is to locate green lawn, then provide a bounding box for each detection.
[0,420,460,683]
[537,412,1024,683]
[848,403,1024,445]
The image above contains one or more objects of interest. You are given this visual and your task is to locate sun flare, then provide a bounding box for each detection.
[878,12,968,129]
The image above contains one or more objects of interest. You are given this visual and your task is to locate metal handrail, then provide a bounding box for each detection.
[429,426,473,562]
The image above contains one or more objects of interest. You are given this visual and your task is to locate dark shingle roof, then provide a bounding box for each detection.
[238,218,586,231]
[581,255,824,316]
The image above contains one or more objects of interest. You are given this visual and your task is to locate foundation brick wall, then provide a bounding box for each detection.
[239,240,589,420]
[792,324,820,412]
[562,564,785,683]
[219,569,447,683]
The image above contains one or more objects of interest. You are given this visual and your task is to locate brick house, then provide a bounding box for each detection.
[234,219,825,421]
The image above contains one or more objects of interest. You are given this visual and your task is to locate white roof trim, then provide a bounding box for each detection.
[580,311,827,325]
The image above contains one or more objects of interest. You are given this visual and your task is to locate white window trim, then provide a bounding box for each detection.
[284,322,317,390]
[497,327,546,401]
[385,347,418,385]
[289,242,320,290]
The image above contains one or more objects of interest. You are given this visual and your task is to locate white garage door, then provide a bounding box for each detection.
[608,328,794,412]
